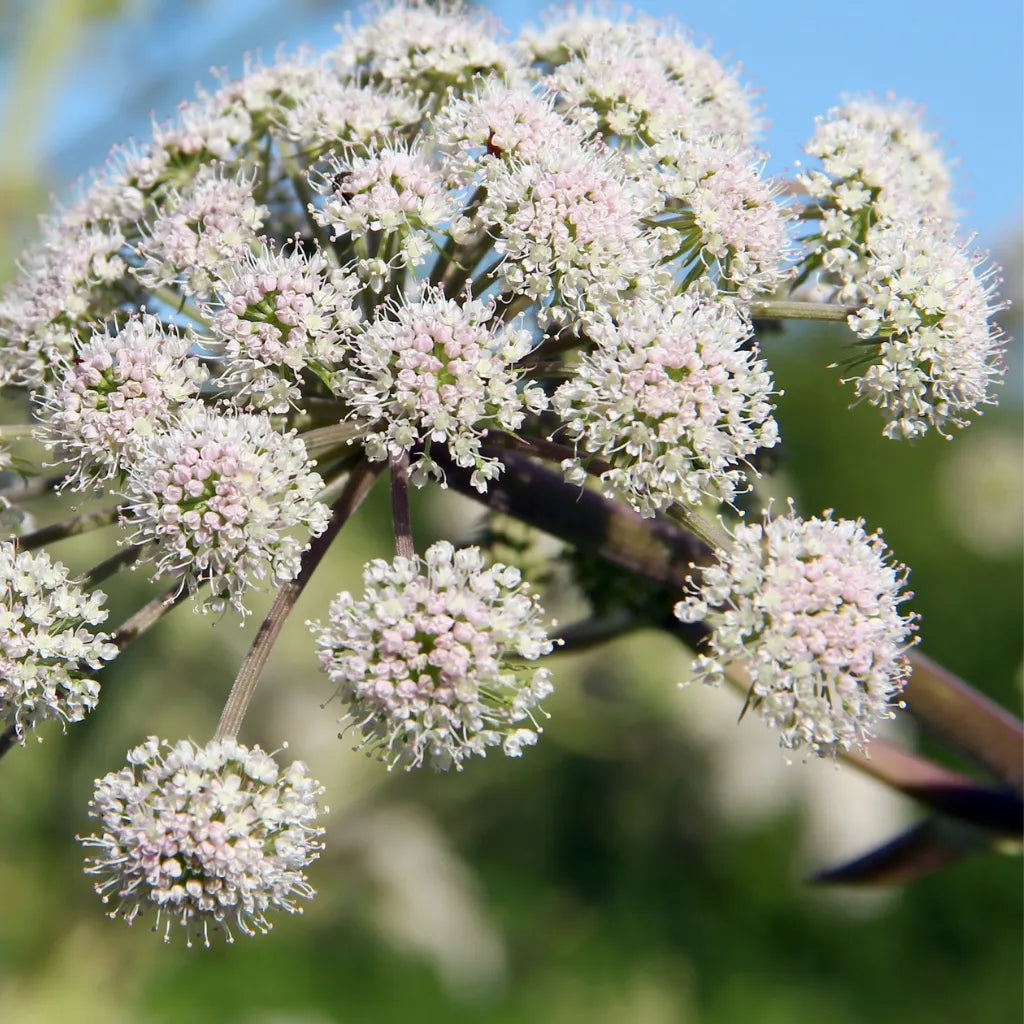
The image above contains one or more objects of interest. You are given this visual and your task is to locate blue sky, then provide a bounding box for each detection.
[17,0,1024,247]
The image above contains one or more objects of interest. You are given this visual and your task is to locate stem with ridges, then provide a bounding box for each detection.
[213,458,382,742]
[389,451,414,560]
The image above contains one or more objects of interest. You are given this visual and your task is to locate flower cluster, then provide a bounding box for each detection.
[337,291,548,490]
[0,0,1010,946]
[80,736,325,946]
[119,404,329,613]
[554,290,778,516]
[651,136,792,299]
[206,242,363,411]
[675,509,917,755]
[795,98,1003,435]
[845,220,1005,438]
[0,542,117,737]
[799,98,954,264]
[311,541,555,771]
[38,314,208,488]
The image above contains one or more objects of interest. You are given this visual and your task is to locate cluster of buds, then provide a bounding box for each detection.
[0,1,1007,945]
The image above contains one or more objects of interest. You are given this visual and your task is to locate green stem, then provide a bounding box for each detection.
[300,421,367,457]
[213,458,383,742]
[147,285,211,328]
[111,580,196,651]
[749,300,855,322]
[84,544,143,589]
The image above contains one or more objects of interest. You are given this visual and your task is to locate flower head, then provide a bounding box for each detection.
[334,1,520,102]
[38,314,208,488]
[80,736,325,947]
[675,508,917,755]
[846,220,1005,438]
[311,541,555,770]
[798,97,955,280]
[554,290,778,516]
[480,134,664,325]
[0,542,117,738]
[119,403,329,613]
[311,145,455,281]
[336,290,548,491]
[651,137,793,300]
[135,164,266,298]
[0,220,128,389]
[206,241,363,412]
[526,11,758,144]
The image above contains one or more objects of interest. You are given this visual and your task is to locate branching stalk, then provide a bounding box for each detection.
[213,459,382,742]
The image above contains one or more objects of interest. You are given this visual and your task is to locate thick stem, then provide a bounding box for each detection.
[389,451,415,560]
[0,723,19,761]
[432,443,1024,793]
[213,459,382,742]
[0,472,65,499]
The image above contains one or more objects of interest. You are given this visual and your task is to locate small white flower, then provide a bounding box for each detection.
[205,241,363,412]
[651,136,793,300]
[80,736,325,946]
[675,507,918,756]
[334,0,520,101]
[311,541,556,770]
[846,219,1005,438]
[335,289,548,491]
[135,164,266,299]
[554,289,778,516]
[525,11,758,144]
[0,542,117,738]
[37,314,208,489]
[120,403,329,613]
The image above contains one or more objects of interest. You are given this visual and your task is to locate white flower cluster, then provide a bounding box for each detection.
[38,314,208,488]
[675,509,917,755]
[337,291,548,490]
[651,136,793,300]
[846,220,1005,438]
[135,165,266,298]
[311,541,555,770]
[554,290,778,516]
[312,145,455,281]
[0,542,117,737]
[797,98,1003,436]
[120,404,329,613]
[799,98,954,262]
[206,242,363,411]
[80,736,325,946]
[526,11,758,145]
[0,5,1007,944]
